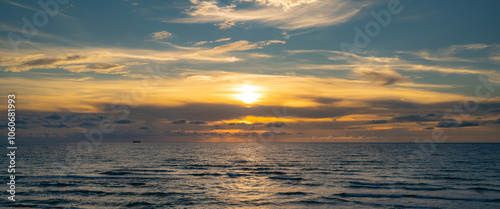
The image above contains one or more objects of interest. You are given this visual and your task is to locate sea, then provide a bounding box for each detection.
[1,143,499,208]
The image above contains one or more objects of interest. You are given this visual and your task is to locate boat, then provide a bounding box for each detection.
[132,140,141,143]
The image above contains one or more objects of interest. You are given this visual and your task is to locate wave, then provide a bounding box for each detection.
[276,191,310,196]
[142,192,196,197]
[403,187,446,191]
[227,172,248,177]
[100,171,132,175]
[337,193,500,202]
[251,171,287,175]
[189,172,223,176]
[39,181,77,187]
[128,182,145,186]
[125,201,154,207]
[349,181,500,192]
[469,187,500,192]
[350,181,429,186]
[241,167,272,171]
[348,185,447,191]
[43,189,110,196]
[285,200,330,205]
[269,176,303,181]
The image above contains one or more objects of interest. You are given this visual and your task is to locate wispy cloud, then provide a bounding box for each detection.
[149,30,173,40]
[169,0,371,30]
[0,39,285,72]
[396,44,493,62]
[289,48,499,79]
[355,68,406,86]
[2,0,74,19]
[192,37,231,46]
[70,77,94,81]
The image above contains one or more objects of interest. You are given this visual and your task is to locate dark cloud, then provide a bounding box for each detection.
[78,122,96,127]
[266,122,286,128]
[368,100,418,110]
[367,120,388,124]
[138,126,150,130]
[392,115,434,122]
[171,119,187,124]
[487,108,500,113]
[87,63,120,69]
[41,123,67,128]
[228,122,249,126]
[16,120,28,124]
[45,113,62,120]
[436,121,479,128]
[114,119,134,124]
[189,121,207,125]
[479,102,500,109]
[304,97,342,105]
[96,103,361,121]
[65,55,85,60]
[21,55,85,67]
[23,58,59,66]
[358,69,405,86]
[262,131,290,135]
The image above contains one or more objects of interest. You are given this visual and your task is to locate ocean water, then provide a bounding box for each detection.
[1,143,499,208]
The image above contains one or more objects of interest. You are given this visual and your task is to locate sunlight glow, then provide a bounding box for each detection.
[235,84,262,104]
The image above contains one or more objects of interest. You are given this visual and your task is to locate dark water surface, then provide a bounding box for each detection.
[1,143,499,208]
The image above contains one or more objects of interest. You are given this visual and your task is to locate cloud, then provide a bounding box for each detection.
[0,40,283,73]
[193,41,208,46]
[64,64,127,74]
[169,0,370,30]
[71,77,94,81]
[367,120,388,124]
[215,20,235,29]
[16,54,87,69]
[0,67,476,114]
[149,31,172,40]
[41,123,67,128]
[114,119,135,124]
[215,37,231,42]
[172,119,187,124]
[392,115,433,122]
[436,121,479,128]
[294,48,500,81]
[1,0,74,19]
[23,58,60,66]
[208,40,285,53]
[396,44,493,62]
[266,122,286,127]
[192,37,231,46]
[242,0,318,10]
[356,69,405,86]
[306,97,342,105]
[78,122,96,127]
[367,100,419,110]
[45,113,62,120]
[189,120,208,124]
[96,103,359,121]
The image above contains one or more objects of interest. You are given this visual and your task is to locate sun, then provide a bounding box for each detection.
[235,84,262,104]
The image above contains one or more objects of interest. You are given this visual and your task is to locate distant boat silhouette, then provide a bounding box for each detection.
[132,140,141,143]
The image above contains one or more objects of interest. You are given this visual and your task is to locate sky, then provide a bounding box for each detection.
[1,0,500,142]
